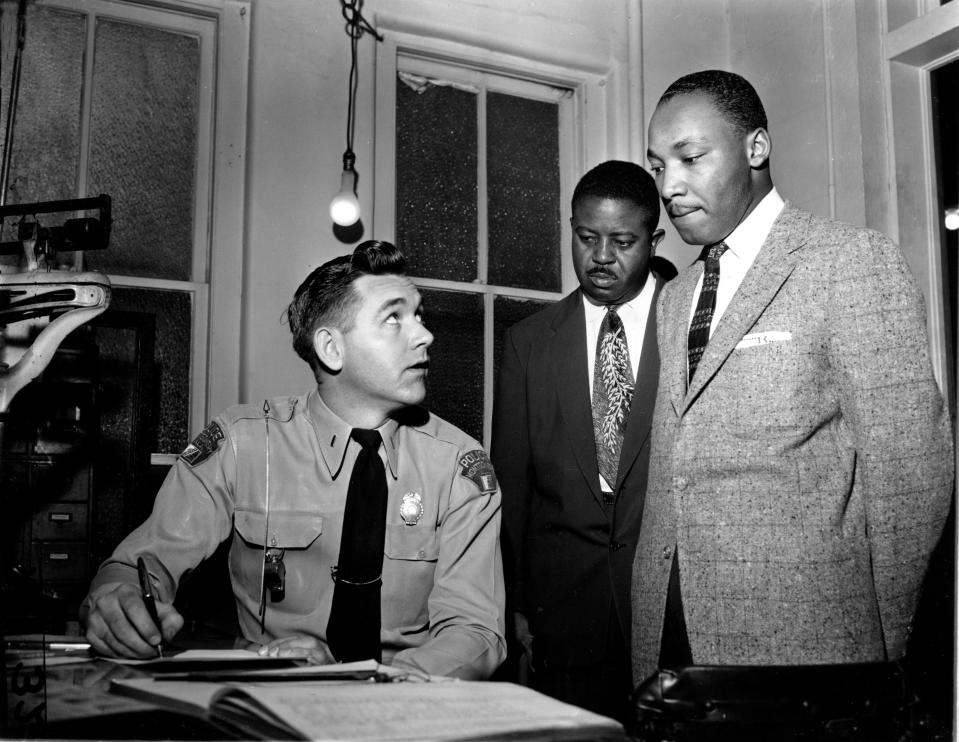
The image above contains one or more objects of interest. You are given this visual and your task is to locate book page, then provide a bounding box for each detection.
[110,677,227,717]
[216,681,626,741]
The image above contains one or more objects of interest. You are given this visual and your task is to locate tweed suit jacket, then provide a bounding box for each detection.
[630,204,953,685]
[492,275,666,669]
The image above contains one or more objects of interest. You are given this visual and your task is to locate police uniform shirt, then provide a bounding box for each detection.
[86,389,506,680]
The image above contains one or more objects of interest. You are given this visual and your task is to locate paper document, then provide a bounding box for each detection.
[105,648,302,673]
[110,677,627,740]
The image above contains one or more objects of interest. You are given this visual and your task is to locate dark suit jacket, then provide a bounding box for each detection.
[492,275,667,669]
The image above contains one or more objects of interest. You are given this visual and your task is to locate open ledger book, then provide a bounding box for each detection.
[111,664,626,741]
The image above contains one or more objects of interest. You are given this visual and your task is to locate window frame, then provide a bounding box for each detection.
[373,25,619,446]
[36,0,250,463]
[885,2,959,403]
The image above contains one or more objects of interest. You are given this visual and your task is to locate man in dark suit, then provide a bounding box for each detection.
[491,160,670,725]
[633,70,952,688]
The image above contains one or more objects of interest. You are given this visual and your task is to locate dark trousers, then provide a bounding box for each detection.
[659,552,693,668]
[530,612,633,728]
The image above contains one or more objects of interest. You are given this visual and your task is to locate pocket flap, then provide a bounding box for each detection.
[234,509,323,549]
[384,523,438,561]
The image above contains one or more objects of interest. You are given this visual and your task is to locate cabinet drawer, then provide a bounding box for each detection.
[32,502,88,541]
[34,542,89,582]
[32,465,91,502]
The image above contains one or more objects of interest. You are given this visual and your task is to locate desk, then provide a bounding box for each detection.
[4,658,228,739]
[4,656,629,741]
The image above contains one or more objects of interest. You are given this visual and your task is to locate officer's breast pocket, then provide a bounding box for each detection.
[233,509,325,615]
[383,525,439,628]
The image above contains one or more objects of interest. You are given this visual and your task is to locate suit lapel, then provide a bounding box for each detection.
[615,275,665,489]
[666,266,702,414]
[682,205,808,410]
[550,291,604,504]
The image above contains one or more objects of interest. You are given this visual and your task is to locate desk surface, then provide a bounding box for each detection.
[3,655,629,741]
[5,657,229,740]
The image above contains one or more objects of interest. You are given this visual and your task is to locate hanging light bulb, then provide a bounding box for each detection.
[330,152,360,226]
[330,1,382,229]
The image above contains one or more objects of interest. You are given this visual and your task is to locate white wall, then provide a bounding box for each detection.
[240,0,895,405]
[640,0,888,274]
[241,0,637,402]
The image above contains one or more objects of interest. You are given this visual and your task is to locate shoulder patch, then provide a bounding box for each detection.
[180,421,225,467]
[458,449,497,494]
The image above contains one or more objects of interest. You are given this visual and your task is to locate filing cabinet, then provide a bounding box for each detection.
[1,327,99,631]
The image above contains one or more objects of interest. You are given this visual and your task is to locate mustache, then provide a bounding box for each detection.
[587,268,616,277]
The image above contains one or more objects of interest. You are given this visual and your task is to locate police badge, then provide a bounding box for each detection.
[399,492,423,526]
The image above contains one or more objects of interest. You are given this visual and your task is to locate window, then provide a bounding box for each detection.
[0,0,249,460]
[375,36,587,445]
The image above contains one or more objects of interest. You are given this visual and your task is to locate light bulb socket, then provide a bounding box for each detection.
[342,150,356,172]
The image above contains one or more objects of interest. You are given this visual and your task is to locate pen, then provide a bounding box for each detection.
[137,556,163,658]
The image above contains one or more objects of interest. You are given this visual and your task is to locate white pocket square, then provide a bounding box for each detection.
[736,331,792,349]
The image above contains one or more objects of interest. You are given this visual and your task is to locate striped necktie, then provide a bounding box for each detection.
[687,242,728,383]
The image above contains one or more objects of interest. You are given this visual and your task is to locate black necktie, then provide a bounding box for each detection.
[592,307,633,495]
[687,242,728,382]
[327,428,387,662]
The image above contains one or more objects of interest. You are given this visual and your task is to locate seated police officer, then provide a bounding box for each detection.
[80,240,506,680]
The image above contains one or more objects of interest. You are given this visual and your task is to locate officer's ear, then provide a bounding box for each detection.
[314,326,344,372]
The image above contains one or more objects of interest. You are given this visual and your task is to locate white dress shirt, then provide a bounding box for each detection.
[688,188,785,336]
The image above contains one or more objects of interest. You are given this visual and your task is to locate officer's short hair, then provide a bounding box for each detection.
[658,69,767,137]
[571,160,660,235]
[288,240,407,370]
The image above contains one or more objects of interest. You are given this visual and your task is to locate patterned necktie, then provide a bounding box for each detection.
[592,307,634,493]
[687,242,729,382]
[327,428,387,662]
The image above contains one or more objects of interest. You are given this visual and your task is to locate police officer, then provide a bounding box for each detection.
[81,240,506,680]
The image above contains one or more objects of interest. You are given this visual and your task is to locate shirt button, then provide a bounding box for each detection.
[673,476,688,491]
[417,549,426,559]
[662,545,673,560]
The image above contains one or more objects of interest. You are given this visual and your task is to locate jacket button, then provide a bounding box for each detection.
[609,541,624,551]
[417,549,426,559]
[673,476,688,490]
[662,545,673,560]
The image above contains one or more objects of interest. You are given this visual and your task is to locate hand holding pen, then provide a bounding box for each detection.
[137,556,164,657]
[81,559,184,659]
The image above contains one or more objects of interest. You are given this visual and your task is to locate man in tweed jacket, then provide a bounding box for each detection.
[632,69,953,685]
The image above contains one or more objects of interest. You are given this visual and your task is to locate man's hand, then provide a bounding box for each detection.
[81,582,183,659]
[514,611,534,666]
[257,635,336,665]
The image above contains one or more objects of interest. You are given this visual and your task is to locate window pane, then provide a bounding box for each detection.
[107,287,191,454]
[84,20,199,281]
[493,295,552,381]
[90,313,157,556]
[487,92,562,292]
[420,288,484,440]
[0,6,85,262]
[396,76,478,282]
